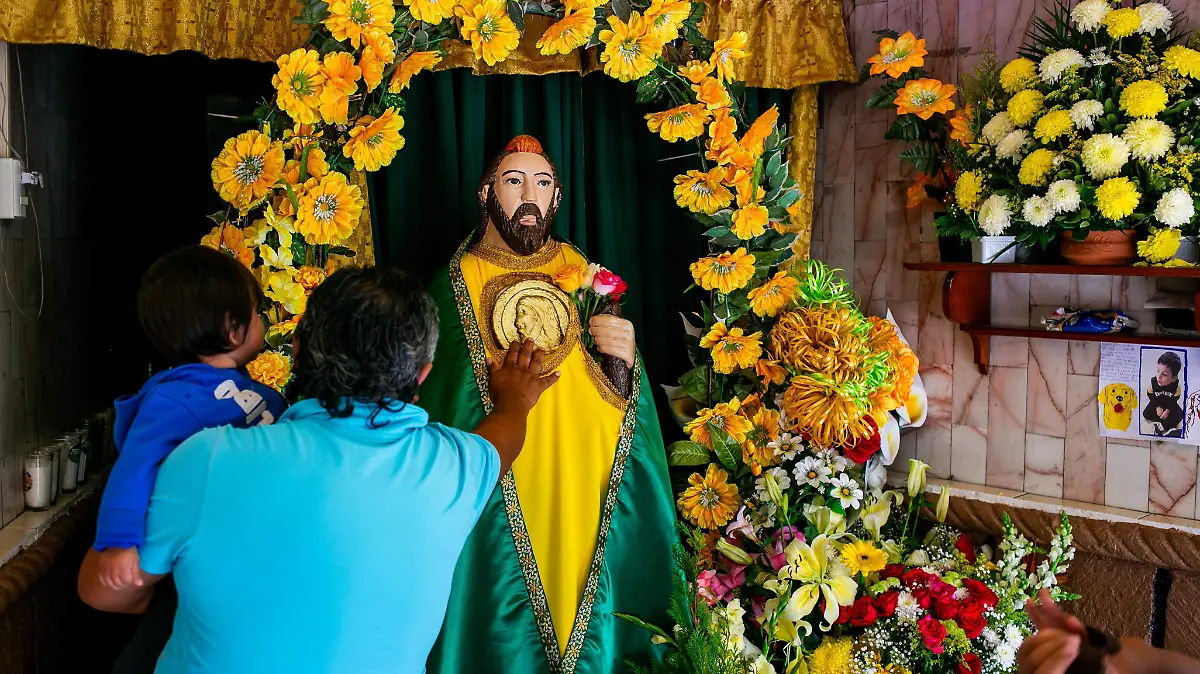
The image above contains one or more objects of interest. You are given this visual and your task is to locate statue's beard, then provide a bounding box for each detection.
[487,190,554,256]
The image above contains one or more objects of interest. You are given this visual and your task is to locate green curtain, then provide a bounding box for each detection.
[369,71,789,432]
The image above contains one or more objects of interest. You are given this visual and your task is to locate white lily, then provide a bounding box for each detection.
[861,497,892,540]
[802,503,845,536]
[776,534,858,628]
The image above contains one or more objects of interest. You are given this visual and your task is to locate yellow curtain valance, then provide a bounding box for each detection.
[0,0,852,89]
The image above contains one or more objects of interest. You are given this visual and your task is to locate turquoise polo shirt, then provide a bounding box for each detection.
[138,398,500,674]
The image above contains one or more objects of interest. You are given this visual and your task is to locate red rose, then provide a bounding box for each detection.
[930,578,956,601]
[956,604,988,640]
[911,587,932,609]
[955,533,977,564]
[903,568,932,588]
[918,614,947,654]
[957,653,982,674]
[880,564,906,580]
[849,596,878,627]
[592,269,628,301]
[824,600,853,625]
[874,590,899,617]
[961,578,999,609]
[933,596,960,620]
[842,420,880,464]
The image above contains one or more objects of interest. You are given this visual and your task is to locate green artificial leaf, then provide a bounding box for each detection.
[704,225,733,238]
[412,29,431,49]
[776,188,802,209]
[327,245,356,257]
[507,0,525,30]
[667,441,711,466]
[711,209,734,227]
[678,365,710,404]
[291,236,308,267]
[752,249,783,269]
[635,73,665,103]
[207,211,227,225]
[884,115,923,142]
[611,0,631,21]
[719,287,751,323]
[772,232,798,250]
[708,425,741,472]
[613,613,673,640]
[764,151,783,186]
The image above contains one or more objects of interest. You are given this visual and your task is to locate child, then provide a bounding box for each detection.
[1144,351,1184,438]
[96,245,286,671]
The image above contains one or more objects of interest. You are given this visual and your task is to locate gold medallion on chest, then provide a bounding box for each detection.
[480,272,580,374]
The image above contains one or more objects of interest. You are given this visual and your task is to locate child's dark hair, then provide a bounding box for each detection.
[1159,351,1183,378]
[137,245,263,365]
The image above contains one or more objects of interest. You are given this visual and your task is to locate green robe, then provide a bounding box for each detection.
[421,239,675,674]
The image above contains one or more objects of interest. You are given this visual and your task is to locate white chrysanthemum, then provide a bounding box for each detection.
[996,643,1018,669]
[1072,0,1111,31]
[1047,179,1082,213]
[1137,2,1172,34]
[1155,188,1195,227]
[1023,195,1054,227]
[1005,624,1025,647]
[1088,47,1113,66]
[982,111,1015,144]
[979,194,1012,235]
[1081,133,1130,178]
[1123,118,1175,161]
[1070,99,1105,131]
[996,129,1032,161]
[1040,49,1086,83]
[895,591,923,624]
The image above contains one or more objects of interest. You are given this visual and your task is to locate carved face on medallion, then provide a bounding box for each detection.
[491,278,572,354]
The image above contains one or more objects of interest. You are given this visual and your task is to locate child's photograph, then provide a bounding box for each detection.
[1141,347,1187,438]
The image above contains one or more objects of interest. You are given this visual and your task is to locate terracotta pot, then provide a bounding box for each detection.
[1059,229,1138,266]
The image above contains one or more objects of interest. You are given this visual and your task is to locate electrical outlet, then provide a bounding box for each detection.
[0,157,24,219]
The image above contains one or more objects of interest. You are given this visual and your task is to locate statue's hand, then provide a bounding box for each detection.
[589,316,635,369]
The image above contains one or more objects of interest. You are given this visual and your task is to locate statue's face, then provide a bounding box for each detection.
[485,152,558,256]
[516,301,538,338]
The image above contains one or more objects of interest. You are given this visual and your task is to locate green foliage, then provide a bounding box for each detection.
[933,207,983,241]
[678,365,711,405]
[865,70,919,109]
[958,43,1003,119]
[899,142,943,175]
[293,0,330,25]
[667,441,711,466]
[708,425,741,472]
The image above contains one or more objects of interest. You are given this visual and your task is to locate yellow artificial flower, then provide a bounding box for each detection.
[700,322,763,374]
[949,104,973,144]
[867,31,927,78]
[258,243,293,269]
[318,52,361,125]
[552,264,587,293]
[297,144,330,181]
[840,540,887,577]
[748,271,799,317]
[807,637,854,674]
[755,358,787,386]
[241,219,272,247]
[693,77,732,110]
[740,105,779,157]
[684,396,754,447]
[267,316,300,339]
[1104,7,1141,38]
[677,464,740,530]
[999,57,1038,93]
[1139,227,1182,263]
[894,78,957,120]
[297,172,365,245]
[1019,148,1057,186]
[645,103,710,142]
[200,224,255,269]
[211,130,285,214]
[642,0,690,42]
[710,31,748,83]
[283,122,321,151]
[1120,80,1168,118]
[247,351,293,391]
[1034,108,1073,142]
[563,0,605,12]
[690,247,756,294]
[1007,88,1044,127]
[673,167,734,214]
[955,170,984,211]
[406,0,457,25]
[389,51,442,93]
[680,59,714,84]
[731,203,769,239]
[324,0,395,49]
[344,107,406,171]
[264,269,308,316]
[776,534,859,627]
[537,11,596,55]
[359,31,396,92]
[295,265,327,291]
[272,49,325,125]
[459,0,521,66]
[1164,45,1200,78]
[1095,176,1141,221]
[599,12,661,82]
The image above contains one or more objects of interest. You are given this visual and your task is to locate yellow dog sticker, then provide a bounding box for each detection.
[1100,383,1137,432]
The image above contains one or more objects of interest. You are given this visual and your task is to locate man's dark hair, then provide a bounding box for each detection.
[292,266,439,418]
[1159,351,1183,377]
[137,245,262,365]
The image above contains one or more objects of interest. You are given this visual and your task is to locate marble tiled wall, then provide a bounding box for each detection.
[813,0,1200,515]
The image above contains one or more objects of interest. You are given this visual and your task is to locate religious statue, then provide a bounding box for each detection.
[420,136,675,673]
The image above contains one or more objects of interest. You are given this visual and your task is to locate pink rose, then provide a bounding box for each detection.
[592,269,628,300]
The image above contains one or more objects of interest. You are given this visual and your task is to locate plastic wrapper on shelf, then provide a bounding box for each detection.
[1041,308,1139,333]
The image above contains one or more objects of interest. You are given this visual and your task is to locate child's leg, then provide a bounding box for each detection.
[110,576,177,674]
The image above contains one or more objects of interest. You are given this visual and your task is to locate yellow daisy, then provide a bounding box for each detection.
[684,396,754,447]
[755,358,788,386]
[1018,148,1057,187]
[246,351,293,391]
[405,0,457,25]
[319,52,361,125]
[1033,108,1073,142]
[867,31,927,78]
[677,464,740,530]
[955,170,984,212]
[998,57,1038,93]
[599,12,661,82]
[324,0,395,49]
[389,51,443,92]
[690,247,756,294]
[710,31,748,83]
[644,103,710,142]
[1139,227,1183,263]
[343,107,406,171]
[894,78,957,120]
[808,638,854,674]
[700,322,763,374]
[840,540,887,577]
[673,167,734,214]
[536,11,597,56]
[642,0,691,42]
[272,49,325,125]
[297,172,365,245]
[211,130,285,214]
[1007,88,1045,127]
[748,271,799,317]
[731,203,769,239]
[680,59,714,84]
[460,0,521,66]
[267,316,300,340]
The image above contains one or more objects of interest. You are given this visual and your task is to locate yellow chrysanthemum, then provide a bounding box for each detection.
[950,104,973,144]
[264,270,308,316]
[318,52,361,125]
[1033,109,1074,142]
[700,322,763,374]
[710,32,748,83]
[211,130,285,214]
[272,49,325,125]
[955,170,985,212]
[295,265,327,291]
[343,107,406,171]
[458,0,521,66]
[684,396,755,447]
[999,57,1038,93]
[1007,88,1044,127]
[247,351,293,391]
[693,77,731,110]
[867,31,928,79]
[894,78,957,120]
[1164,45,1200,78]
[1104,7,1141,38]
[1095,176,1141,221]
[536,11,597,55]
[1019,149,1057,187]
[731,203,769,239]
[690,247,756,294]
[1139,227,1182,263]
[841,540,888,577]
[388,51,442,93]
[599,13,662,82]
[673,168,734,214]
[748,271,799,318]
[677,464,740,530]
[324,0,395,49]
[297,172,365,245]
[406,0,456,25]
[642,0,690,42]
[808,637,854,674]
[645,103,709,142]
[1120,80,1168,118]
[740,105,779,157]
[359,32,396,92]
[680,59,714,84]
[200,224,254,269]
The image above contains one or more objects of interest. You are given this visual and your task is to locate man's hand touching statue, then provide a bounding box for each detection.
[589,315,636,369]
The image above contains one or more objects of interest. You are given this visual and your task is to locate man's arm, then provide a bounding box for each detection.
[472,340,559,476]
[78,548,165,614]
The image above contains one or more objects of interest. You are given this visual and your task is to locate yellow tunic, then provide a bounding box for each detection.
[460,240,625,652]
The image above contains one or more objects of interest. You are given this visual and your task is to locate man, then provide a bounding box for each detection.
[422,135,676,673]
[78,266,557,673]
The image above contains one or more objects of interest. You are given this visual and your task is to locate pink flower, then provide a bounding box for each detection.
[697,566,746,604]
[592,269,628,300]
[763,527,804,572]
[725,506,759,544]
[697,570,721,605]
